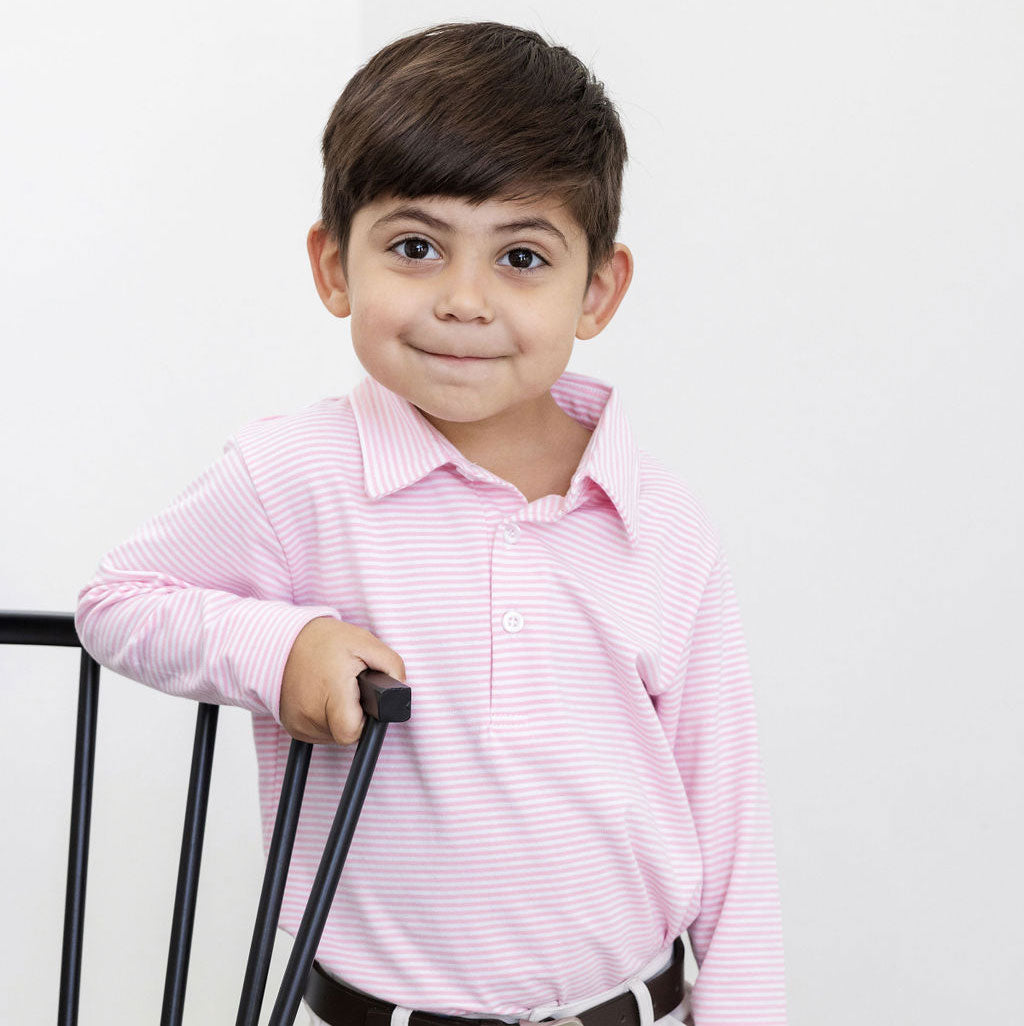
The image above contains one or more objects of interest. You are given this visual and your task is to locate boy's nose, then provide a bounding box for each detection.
[433,259,494,323]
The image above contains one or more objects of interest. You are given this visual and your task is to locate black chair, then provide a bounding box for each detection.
[0,609,411,1026]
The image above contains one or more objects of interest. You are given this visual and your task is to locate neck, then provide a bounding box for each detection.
[416,392,578,473]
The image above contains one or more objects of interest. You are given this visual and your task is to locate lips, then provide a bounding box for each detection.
[416,347,493,360]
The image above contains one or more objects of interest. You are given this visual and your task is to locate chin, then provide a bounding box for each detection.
[412,397,496,425]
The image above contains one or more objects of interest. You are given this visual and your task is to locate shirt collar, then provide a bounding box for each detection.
[349,369,641,546]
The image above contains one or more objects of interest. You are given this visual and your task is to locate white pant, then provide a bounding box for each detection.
[305,939,694,1026]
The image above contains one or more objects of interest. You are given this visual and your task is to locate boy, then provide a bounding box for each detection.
[76,21,787,1026]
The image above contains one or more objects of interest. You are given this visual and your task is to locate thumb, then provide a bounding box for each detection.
[351,629,407,686]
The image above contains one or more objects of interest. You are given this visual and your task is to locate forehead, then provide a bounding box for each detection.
[356,192,583,251]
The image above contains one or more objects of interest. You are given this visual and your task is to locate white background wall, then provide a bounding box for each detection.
[2,2,1021,1023]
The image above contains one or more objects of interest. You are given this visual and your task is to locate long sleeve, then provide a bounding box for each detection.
[675,552,788,1024]
[74,436,342,723]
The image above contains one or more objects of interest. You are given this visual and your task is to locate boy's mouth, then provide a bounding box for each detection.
[414,346,496,362]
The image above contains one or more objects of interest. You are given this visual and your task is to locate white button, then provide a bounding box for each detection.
[502,610,524,633]
[503,523,520,544]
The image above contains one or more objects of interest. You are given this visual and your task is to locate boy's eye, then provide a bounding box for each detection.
[499,247,547,272]
[393,237,439,262]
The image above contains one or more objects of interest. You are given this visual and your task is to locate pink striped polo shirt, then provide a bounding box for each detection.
[75,369,787,1024]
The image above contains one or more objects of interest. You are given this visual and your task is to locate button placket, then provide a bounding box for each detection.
[499,526,524,633]
[491,518,529,726]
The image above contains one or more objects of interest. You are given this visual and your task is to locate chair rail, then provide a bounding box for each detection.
[0,609,80,647]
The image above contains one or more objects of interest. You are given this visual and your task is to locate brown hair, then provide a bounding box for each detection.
[318,21,628,288]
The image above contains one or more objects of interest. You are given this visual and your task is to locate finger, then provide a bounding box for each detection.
[323,673,366,746]
[280,705,333,746]
[349,629,408,684]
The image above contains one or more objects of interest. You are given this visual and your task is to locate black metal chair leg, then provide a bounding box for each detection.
[57,650,100,1026]
[236,738,313,1026]
[268,717,390,1026]
[161,701,219,1026]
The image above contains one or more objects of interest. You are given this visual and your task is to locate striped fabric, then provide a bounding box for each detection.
[75,369,787,1024]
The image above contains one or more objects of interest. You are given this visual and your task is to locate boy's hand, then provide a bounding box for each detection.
[280,616,407,745]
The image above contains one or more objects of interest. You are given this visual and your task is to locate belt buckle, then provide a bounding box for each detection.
[518,1019,583,1026]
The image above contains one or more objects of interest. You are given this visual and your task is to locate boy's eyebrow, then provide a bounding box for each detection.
[370,205,569,250]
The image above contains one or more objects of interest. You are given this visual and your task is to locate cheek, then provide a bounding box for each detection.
[389,278,426,314]
[516,297,578,346]
[350,291,409,338]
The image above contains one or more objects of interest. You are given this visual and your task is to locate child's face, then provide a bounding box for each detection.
[307,192,632,437]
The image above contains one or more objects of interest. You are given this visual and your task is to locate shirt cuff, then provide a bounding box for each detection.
[233,601,343,724]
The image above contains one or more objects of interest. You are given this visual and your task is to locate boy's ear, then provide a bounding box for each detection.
[307,220,351,318]
[576,243,634,341]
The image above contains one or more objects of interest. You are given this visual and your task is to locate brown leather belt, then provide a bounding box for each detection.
[306,937,685,1026]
